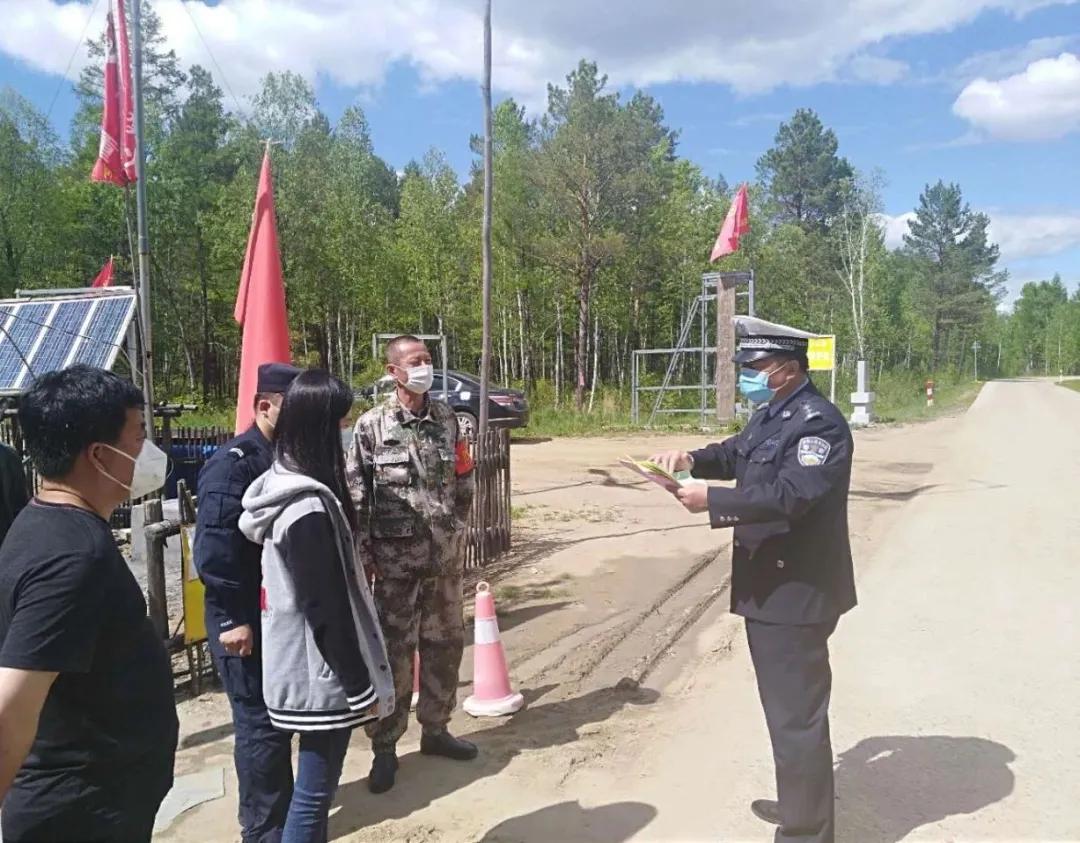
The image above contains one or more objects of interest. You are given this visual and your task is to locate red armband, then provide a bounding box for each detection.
[455,439,475,476]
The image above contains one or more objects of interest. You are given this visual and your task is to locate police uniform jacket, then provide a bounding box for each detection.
[194,425,274,634]
[690,380,856,625]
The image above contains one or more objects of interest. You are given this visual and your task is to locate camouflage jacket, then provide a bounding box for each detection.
[346,392,475,577]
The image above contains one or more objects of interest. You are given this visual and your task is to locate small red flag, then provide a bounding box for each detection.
[710,183,750,262]
[91,258,115,288]
[234,149,292,434]
[115,0,138,184]
[90,11,125,187]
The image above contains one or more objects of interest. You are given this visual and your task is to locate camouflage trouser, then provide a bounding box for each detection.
[366,572,465,751]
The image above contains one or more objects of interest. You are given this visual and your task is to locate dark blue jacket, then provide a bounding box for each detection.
[690,380,856,625]
[193,425,273,634]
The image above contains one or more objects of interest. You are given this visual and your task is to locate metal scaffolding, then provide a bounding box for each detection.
[631,271,754,428]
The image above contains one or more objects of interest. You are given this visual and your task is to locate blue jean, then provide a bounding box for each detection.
[209,635,294,843]
[281,729,353,843]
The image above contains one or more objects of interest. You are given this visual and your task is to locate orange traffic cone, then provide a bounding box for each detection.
[411,650,420,711]
[464,582,524,717]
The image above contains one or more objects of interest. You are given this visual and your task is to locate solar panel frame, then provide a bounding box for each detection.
[0,292,138,394]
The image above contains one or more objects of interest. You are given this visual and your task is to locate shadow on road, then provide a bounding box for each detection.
[849,484,939,502]
[477,800,658,842]
[836,735,1015,843]
[494,600,576,635]
[329,683,660,838]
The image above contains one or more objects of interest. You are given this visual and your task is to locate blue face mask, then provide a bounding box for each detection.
[738,366,779,403]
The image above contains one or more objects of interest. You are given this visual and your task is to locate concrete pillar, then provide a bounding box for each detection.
[850,359,875,426]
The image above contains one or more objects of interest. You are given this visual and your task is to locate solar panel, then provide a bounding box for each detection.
[0,291,138,394]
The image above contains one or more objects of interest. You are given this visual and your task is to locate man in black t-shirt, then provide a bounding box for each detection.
[0,366,178,843]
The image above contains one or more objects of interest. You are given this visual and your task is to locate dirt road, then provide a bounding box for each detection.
[560,379,1080,842]
[162,381,1080,841]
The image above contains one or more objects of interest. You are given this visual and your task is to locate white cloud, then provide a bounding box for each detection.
[880,209,1080,260]
[0,0,1075,114]
[987,213,1080,260]
[847,54,909,84]
[879,212,917,250]
[951,35,1078,85]
[953,52,1080,140]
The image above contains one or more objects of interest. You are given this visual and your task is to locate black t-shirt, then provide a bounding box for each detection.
[0,500,179,841]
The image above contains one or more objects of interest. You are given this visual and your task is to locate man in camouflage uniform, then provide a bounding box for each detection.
[346,335,477,794]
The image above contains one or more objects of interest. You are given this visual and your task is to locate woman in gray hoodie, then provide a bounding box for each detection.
[240,370,394,843]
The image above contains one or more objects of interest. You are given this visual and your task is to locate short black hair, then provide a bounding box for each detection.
[385,334,424,364]
[19,365,144,479]
[790,352,810,373]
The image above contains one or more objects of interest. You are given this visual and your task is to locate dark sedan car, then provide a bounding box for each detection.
[357,370,529,440]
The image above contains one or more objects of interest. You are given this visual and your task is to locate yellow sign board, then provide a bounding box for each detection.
[808,336,836,372]
[180,524,207,646]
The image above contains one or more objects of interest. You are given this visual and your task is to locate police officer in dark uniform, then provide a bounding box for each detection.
[194,362,302,843]
[653,317,855,843]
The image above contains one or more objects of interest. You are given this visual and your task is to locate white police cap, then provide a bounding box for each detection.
[733,316,816,364]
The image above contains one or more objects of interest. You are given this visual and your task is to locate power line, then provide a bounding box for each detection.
[45,0,106,123]
[178,0,248,119]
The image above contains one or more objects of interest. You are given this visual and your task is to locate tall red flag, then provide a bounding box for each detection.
[710,183,750,262]
[234,149,291,434]
[90,257,115,288]
[90,11,125,186]
[115,0,138,184]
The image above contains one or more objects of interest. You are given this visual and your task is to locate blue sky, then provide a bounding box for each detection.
[1,0,1079,305]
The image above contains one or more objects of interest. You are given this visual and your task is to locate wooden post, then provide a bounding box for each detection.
[715,281,737,423]
[142,498,167,638]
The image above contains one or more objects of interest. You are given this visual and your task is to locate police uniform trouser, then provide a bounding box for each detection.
[367,572,465,751]
[208,633,294,843]
[746,617,839,843]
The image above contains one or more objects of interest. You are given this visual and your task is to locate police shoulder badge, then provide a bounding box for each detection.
[797,436,831,467]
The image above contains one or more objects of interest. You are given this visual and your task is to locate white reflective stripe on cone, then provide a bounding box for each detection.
[474,617,501,645]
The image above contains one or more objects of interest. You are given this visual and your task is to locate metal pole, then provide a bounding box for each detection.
[748,270,756,318]
[131,0,154,438]
[441,335,448,403]
[478,0,493,442]
[700,277,706,427]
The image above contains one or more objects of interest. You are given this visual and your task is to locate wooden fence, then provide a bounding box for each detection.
[3,413,512,569]
[464,427,512,568]
[0,415,232,528]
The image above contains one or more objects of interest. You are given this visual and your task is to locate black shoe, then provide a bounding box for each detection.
[368,752,398,794]
[751,799,781,825]
[420,730,478,761]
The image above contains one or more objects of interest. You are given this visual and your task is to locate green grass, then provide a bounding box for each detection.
[1058,379,1080,394]
[841,369,983,424]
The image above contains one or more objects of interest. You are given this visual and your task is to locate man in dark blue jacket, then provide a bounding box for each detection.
[194,362,301,843]
[653,317,855,843]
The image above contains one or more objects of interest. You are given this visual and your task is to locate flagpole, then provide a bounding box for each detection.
[478,0,493,441]
[131,0,154,437]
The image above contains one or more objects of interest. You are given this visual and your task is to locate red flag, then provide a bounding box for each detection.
[90,11,125,186]
[91,258,115,288]
[234,149,291,434]
[115,0,138,183]
[710,183,750,262]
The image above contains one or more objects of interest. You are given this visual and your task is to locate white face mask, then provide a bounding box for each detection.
[399,364,434,395]
[97,441,168,500]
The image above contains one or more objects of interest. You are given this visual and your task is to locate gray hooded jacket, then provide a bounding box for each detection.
[239,464,395,731]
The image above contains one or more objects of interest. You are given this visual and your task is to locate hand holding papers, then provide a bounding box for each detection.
[619,456,688,495]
